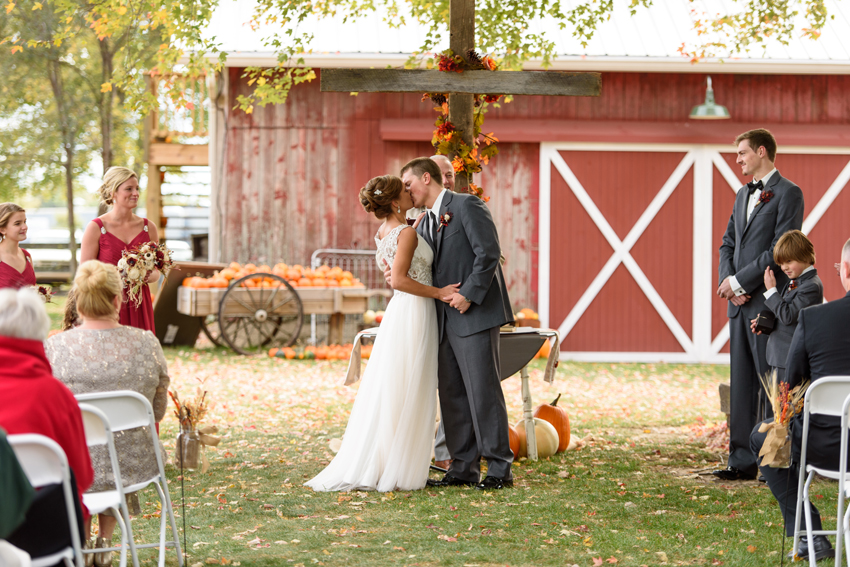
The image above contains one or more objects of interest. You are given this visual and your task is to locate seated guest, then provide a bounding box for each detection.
[0,287,93,558]
[750,230,823,382]
[46,260,169,566]
[750,237,850,561]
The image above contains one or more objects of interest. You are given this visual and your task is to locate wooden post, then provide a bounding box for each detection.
[146,164,162,239]
[521,365,538,460]
[328,313,345,346]
[449,0,475,193]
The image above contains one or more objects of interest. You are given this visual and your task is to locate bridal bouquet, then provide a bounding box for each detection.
[117,242,173,307]
[30,284,55,303]
[757,370,809,468]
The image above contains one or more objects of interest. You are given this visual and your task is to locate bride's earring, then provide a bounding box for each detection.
[397,206,401,213]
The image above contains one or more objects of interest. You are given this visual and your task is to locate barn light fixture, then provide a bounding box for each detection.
[689,76,730,120]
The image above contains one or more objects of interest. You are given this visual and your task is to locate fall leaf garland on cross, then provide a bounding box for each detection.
[423,49,502,202]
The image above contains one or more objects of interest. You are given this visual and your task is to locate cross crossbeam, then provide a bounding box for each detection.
[320,69,602,97]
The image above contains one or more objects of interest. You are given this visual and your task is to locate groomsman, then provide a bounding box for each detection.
[713,129,804,481]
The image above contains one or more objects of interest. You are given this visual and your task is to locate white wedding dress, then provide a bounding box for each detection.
[305,225,438,492]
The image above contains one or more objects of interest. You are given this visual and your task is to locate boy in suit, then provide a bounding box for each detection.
[749,237,850,562]
[750,230,823,382]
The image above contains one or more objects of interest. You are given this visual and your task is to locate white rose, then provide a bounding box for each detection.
[117,258,127,270]
[127,267,141,281]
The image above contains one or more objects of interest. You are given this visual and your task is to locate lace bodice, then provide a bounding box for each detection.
[375,225,433,290]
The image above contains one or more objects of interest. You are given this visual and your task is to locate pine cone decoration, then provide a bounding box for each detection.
[466,49,483,68]
[430,93,447,106]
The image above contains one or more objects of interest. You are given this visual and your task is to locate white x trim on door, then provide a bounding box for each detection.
[539,142,850,363]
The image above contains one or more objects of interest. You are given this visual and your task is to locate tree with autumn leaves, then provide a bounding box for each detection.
[1,0,219,274]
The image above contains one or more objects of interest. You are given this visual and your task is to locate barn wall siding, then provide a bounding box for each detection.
[220,68,850,315]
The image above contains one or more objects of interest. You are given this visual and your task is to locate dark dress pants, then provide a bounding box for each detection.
[751,415,846,537]
[729,312,770,477]
[437,324,513,482]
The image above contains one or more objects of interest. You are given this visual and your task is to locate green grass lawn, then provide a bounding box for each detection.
[44,299,841,566]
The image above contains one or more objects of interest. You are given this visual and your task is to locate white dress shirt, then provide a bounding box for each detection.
[730,168,778,296]
[428,189,448,241]
[763,265,814,300]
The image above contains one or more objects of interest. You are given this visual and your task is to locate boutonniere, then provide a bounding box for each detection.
[758,190,774,204]
[789,280,797,290]
[437,211,453,232]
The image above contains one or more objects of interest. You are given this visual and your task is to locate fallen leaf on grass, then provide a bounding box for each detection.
[438,535,457,542]
[746,545,756,552]
[592,558,604,567]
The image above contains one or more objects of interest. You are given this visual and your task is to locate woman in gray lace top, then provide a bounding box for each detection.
[45,260,169,565]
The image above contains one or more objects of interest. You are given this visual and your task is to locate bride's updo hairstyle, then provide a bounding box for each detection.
[99,166,138,206]
[359,175,404,219]
[73,260,122,320]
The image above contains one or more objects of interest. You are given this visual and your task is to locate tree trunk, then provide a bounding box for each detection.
[98,38,114,217]
[47,59,78,278]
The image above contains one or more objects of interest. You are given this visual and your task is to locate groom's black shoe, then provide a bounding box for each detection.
[475,476,513,490]
[788,535,834,561]
[426,474,476,488]
[711,466,755,481]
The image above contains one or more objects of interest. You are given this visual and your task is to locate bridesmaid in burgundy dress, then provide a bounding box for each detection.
[0,203,37,290]
[81,167,160,333]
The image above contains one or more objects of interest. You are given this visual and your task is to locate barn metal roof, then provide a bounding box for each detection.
[206,0,850,73]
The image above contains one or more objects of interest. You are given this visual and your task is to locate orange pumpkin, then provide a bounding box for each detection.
[536,339,551,359]
[297,278,312,287]
[508,424,520,459]
[533,394,570,452]
[312,278,328,287]
[326,279,339,287]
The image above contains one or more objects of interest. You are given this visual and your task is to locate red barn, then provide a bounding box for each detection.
[205,1,850,362]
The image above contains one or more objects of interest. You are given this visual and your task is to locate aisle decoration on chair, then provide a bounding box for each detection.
[118,242,173,306]
[169,389,220,473]
[757,370,809,468]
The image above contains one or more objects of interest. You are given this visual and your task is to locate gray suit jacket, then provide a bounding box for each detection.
[718,171,804,319]
[763,269,823,368]
[417,191,513,339]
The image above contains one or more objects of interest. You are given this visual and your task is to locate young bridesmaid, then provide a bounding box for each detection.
[0,203,36,290]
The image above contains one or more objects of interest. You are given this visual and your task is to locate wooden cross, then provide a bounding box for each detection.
[320,0,602,191]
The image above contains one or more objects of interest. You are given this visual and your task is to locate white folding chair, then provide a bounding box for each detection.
[77,403,138,567]
[75,391,183,567]
[791,376,850,566]
[7,434,84,567]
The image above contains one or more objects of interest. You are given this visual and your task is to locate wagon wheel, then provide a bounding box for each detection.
[218,273,303,355]
[199,315,225,347]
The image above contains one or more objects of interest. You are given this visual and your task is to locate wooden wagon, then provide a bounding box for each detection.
[176,272,390,355]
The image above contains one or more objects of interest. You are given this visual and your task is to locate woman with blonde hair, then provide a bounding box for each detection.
[46,260,169,565]
[0,203,36,289]
[80,167,159,332]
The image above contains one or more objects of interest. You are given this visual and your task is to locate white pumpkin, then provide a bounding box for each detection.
[514,418,559,459]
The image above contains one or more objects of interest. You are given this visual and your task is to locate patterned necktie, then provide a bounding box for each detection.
[430,211,440,240]
[747,180,764,195]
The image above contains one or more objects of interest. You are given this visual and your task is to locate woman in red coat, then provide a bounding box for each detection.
[0,203,36,290]
[0,287,93,558]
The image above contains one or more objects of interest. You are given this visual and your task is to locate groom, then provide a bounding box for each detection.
[401,157,515,490]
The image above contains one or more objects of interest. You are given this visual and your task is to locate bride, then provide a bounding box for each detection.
[305,175,458,492]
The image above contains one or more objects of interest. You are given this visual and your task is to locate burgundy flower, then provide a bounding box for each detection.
[759,190,774,204]
[437,211,453,232]
[127,257,137,266]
